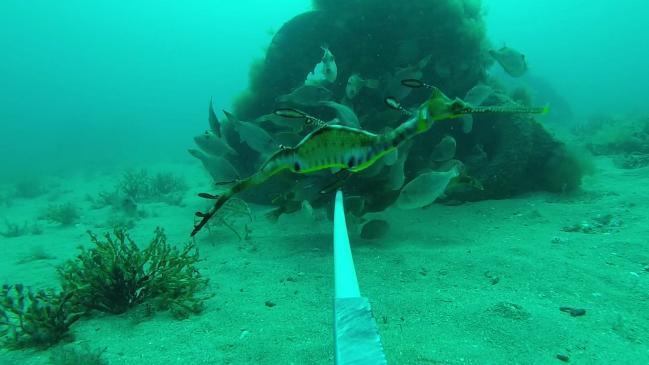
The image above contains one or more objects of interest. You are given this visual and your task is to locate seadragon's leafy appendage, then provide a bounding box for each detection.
[191,84,547,237]
[190,112,432,237]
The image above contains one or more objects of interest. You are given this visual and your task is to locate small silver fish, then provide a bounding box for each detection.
[386,144,410,191]
[459,84,494,133]
[384,54,432,100]
[255,113,302,132]
[188,149,239,182]
[276,85,333,106]
[430,135,456,162]
[223,111,277,155]
[345,73,380,99]
[489,46,528,77]
[208,98,221,136]
[193,130,237,157]
[305,46,337,86]
[318,100,360,128]
[396,163,461,210]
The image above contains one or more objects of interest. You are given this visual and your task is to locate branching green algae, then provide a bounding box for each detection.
[58,228,210,318]
[0,285,83,349]
[1,227,211,350]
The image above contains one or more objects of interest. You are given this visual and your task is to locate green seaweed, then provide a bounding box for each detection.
[118,169,150,202]
[0,220,29,238]
[1,219,42,238]
[41,203,80,227]
[58,228,211,319]
[0,285,83,349]
[150,172,187,197]
[236,0,489,120]
[583,115,649,155]
[541,145,594,192]
[118,169,187,205]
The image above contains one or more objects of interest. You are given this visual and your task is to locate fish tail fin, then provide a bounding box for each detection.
[541,104,551,115]
[188,148,205,161]
[208,98,221,137]
[191,148,294,236]
[417,54,432,69]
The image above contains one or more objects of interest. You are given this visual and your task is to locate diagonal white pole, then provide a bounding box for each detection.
[333,190,387,365]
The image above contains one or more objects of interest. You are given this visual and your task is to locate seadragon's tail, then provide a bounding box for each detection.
[191,181,249,237]
[191,148,295,237]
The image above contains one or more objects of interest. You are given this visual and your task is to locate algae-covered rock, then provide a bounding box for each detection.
[194,0,584,223]
[234,0,490,120]
[448,113,585,199]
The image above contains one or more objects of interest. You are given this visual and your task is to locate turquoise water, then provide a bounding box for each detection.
[1,1,648,364]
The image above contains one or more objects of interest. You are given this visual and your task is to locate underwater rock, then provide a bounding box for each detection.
[234,0,490,120]
[583,116,649,156]
[468,114,582,197]
[613,153,649,169]
[194,0,580,217]
[559,307,586,317]
[236,11,341,119]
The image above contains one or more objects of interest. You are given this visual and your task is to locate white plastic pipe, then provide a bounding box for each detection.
[333,190,387,365]
[333,190,360,298]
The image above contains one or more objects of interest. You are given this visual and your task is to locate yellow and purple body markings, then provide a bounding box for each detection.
[400,78,550,121]
[190,83,549,237]
[271,108,394,173]
[191,109,406,237]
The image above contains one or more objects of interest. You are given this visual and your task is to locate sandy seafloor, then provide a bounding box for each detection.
[1,154,648,365]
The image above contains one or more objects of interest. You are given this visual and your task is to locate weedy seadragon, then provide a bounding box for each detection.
[191,82,548,236]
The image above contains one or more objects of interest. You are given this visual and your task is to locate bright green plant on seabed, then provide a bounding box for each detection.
[0,285,83,348]
[57,228,211,319]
